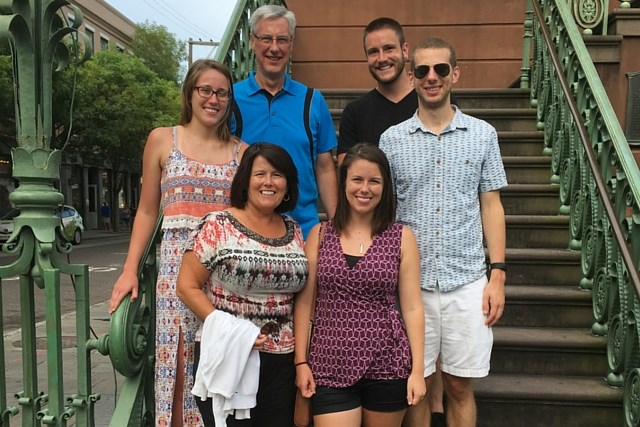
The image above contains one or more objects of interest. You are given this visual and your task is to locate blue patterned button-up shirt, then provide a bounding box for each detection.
[380,107,507,292]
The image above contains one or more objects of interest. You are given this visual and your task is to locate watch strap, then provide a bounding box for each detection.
[490,262,507,272]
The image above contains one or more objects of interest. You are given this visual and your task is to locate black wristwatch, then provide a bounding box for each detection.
[490,262,507,272]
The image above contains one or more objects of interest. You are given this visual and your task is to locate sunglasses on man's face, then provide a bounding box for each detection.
[413,63,451,79]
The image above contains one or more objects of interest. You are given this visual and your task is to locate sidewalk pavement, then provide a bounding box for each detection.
[82,228,131,242]
[3,301,125,426]
[3,228,132,426]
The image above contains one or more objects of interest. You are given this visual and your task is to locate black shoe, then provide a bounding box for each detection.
[431,412,446,427]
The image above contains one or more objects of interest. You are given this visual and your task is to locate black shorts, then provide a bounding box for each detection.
[312,377,408,415]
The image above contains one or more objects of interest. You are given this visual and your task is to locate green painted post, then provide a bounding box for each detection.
[0,0,93,425]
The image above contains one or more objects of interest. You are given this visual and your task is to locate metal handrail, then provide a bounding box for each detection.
[532,0,640,299]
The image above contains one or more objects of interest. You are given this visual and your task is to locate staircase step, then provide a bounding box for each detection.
[491,326,606,375]
[476,374,623,427]
[506,248,582,286]
[502,184,560,215]
[454,88,532,109]
[502,285,593,327]
[321,88,368,109]
[320,88,532,110]
[498,131,545,157]
[331,107,537,133]
[503,156,552,184]
[505,215,569,248]
[463,108,537,132]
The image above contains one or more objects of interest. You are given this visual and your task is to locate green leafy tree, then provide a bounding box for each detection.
[0,54,15,148]
[69,50,179,224]
[129,21,187,83]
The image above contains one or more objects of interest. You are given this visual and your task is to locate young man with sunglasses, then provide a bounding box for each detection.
[380,37,507,427]
[231,5,338,239]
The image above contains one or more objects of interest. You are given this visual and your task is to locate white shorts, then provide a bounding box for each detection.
[422,276,493,378]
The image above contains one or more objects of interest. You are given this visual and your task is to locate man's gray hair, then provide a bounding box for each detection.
[249,4,296,37]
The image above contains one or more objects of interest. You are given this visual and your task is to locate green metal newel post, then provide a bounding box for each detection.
[0,0,94,426]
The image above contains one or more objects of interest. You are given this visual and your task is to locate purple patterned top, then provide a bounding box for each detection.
[309,220,412,388]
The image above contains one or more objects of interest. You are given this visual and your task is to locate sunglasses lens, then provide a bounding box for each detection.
[434,63,451,77]
[414,63,451,79]
[414,65,429,79]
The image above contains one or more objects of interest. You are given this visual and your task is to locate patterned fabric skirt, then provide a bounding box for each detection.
[155,228,203,427]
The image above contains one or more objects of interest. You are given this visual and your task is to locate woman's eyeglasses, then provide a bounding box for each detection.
[413,63,451,79]
[195,86,230,101]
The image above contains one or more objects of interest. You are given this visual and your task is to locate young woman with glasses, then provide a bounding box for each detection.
[108,59,247,427]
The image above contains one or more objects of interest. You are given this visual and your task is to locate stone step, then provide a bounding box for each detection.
[501,184,560,215]
[454,88,532,109]
[463,108,538,132]
[505,215,569,248]
[476,374,623,427]
[491,326,606,376]
[505,248,582,286]
[503,156,552,184]
[498,131,545,157]
[501,285,593,328]
[330,107,538,133]
[320,88,532,110]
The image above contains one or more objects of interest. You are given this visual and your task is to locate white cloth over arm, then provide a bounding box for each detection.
[191,310,261,426]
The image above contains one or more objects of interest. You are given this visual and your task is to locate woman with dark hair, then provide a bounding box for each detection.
[108,59,248,426]
[177,142,308,427]
[294,143,425,427]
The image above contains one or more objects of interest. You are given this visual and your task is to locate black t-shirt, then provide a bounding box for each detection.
[337,89,459,155]
[338,89,417,154]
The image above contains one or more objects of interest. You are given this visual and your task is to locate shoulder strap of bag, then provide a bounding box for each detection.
[232,98,243,138]
[306,221,326,357]
[303,87,315,173]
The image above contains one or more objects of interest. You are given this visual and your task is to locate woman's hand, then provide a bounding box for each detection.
[295,363,316,398]
[407,372,426,406]
[109,270,139,313]
[253,334,268,349]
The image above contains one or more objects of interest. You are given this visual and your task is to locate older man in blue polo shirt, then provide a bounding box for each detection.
[381,37,507,427]
[231,5,337,239]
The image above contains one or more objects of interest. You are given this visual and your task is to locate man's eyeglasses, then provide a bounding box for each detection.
[195,86,230,101]
[252,33,292,47]
[413,63,451,79]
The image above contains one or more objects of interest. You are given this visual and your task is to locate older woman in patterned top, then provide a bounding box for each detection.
[177,142,308,427]
[294,143,425,427]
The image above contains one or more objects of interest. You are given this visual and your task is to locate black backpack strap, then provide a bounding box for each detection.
[231,98,243,138]
[304,87,315,171]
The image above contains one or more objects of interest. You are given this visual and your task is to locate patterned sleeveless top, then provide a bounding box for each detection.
[309,220,412,388]
[160,127,240,230]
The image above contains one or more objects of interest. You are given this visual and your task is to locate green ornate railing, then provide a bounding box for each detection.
[105,0,285,425]
[0,0,97,426]
[526,0,640,425]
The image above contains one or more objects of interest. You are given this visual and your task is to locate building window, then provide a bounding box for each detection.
[100,36,109,51]
[116,43,125,53]
[85,28,94,52]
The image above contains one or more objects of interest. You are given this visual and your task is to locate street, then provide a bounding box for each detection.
[0,233,131,333]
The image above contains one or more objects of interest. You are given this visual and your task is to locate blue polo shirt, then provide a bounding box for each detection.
[232,72,337,238]
[380,107,507,292]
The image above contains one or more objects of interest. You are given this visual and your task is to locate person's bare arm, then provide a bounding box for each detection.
[480,190,506,327]
[109,128,172,313]
[315,152,338,218]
